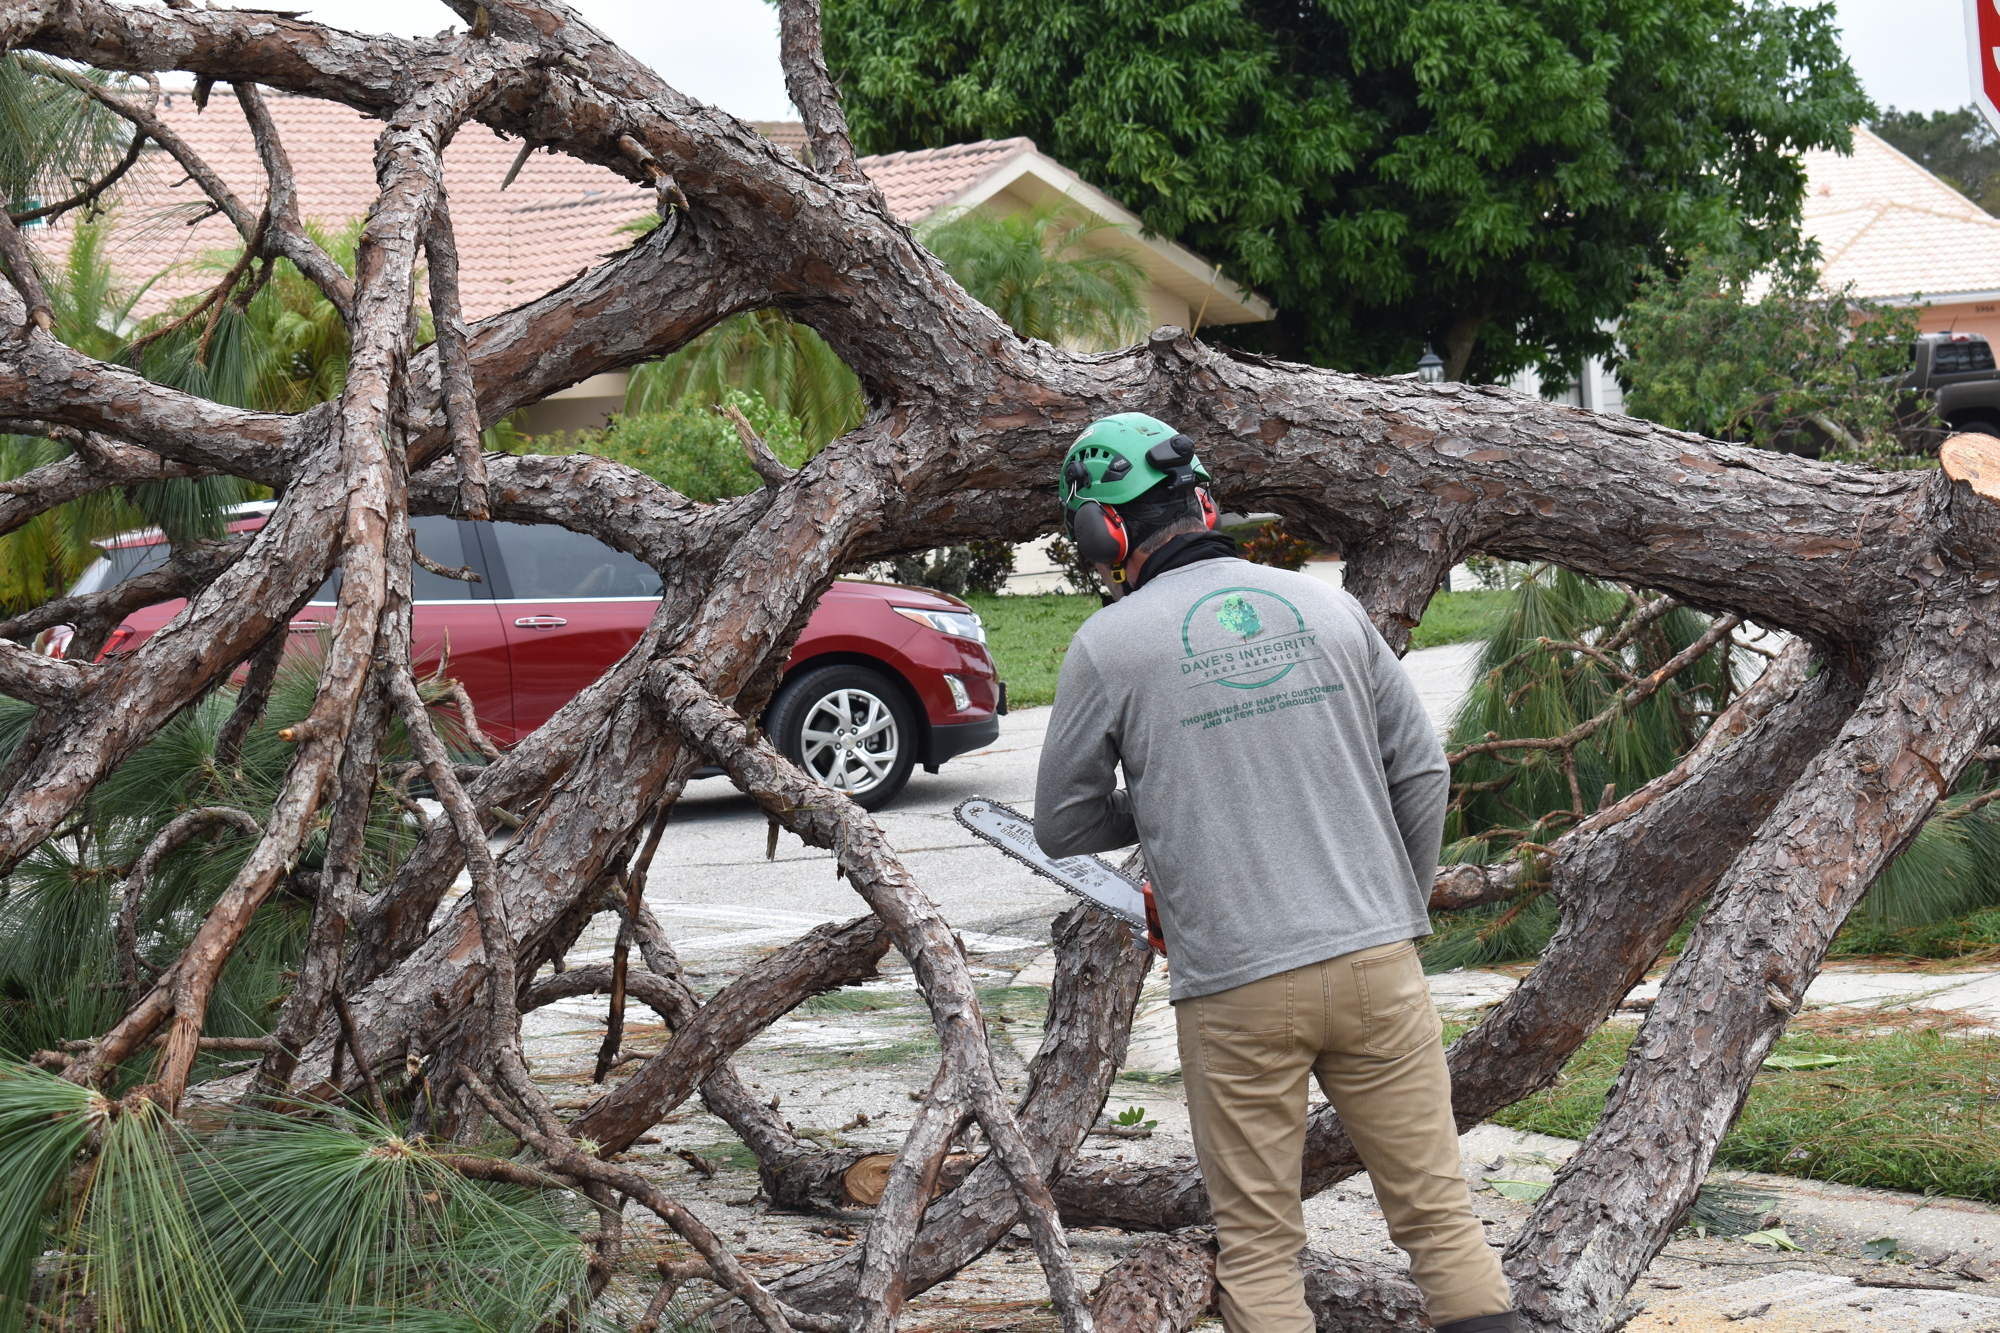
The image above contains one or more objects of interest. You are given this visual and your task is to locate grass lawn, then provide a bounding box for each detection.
[1408,588,1509,650]
[971,584,1508,707]
[964,591,1099,709]
[1474,1010,2000,1203]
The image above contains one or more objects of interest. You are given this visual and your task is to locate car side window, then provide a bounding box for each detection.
[484,522,662,599]
[313,516,484,603]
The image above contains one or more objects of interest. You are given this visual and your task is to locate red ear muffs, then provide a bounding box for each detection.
[1196,487,1218,530]
[1071,501,1129,567]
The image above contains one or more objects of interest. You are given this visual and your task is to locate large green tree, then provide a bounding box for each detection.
[825,0,1871,382]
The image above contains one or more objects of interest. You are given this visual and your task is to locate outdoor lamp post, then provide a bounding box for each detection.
[1417,345,1445,383]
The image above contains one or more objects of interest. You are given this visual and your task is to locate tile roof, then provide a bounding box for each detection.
[852,137,1039,220]
[1800,126,2000,302]
[62,89,653,322]
[54,104,1245,328]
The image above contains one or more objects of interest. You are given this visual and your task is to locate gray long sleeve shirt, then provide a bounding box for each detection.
[1034,557,1448,1001]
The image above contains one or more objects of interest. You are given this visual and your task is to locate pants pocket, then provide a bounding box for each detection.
[1195,976,1294,1077]
[1354,943,1442,1057]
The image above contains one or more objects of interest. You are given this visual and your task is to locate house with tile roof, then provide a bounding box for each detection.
[1798,125,2000,341]
[1514,126,2000,416]
[48,96,1268,434]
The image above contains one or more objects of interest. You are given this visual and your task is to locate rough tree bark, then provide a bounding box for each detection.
[2,0,1995,1329]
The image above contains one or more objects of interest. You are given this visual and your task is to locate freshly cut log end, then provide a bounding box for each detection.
[1942,433,2000,502]
[840,1150,977,1207]
[843,1152,895,1206]
[1430,859,1522,911]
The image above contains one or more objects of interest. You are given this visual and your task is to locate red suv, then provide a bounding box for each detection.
[56,507,1005,809]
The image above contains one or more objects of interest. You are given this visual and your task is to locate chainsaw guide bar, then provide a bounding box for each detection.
[953,796,1149,930]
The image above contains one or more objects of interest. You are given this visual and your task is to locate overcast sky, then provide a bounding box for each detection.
[286,0,1981,123]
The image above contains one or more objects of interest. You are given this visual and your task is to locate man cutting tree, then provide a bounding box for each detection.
[1034,413,1516,1333]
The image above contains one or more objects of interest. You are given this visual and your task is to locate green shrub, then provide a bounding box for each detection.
[524,389,815,503]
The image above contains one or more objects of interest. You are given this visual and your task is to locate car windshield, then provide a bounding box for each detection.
[68,540,172,597]
[486,522,662,599]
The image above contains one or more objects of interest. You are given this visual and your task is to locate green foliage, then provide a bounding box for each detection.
[0,56,132,220]
[1858,794,2000,930]
[1488,1020,2000,1204]
[620,201,1149,454]
[917,203,1147,349]
[827,0,1871,381]
[891,546,974,595]
[522,389,817,503]
[889,540,1015,596]
[1445,568,1736,852]
[0,1080,594,1332]
[1830,902,2000,962]
[135,217,359,415]
[0,651,479,1069]
[1619,252,1926,462]
[1424,568,1739,970]
[1424,567,2000,967]
[0,1067,93,1327]
[627,309,865,451]
[1871,105,2000,215]
[1041,536,1097,596]
[0,212,327,615]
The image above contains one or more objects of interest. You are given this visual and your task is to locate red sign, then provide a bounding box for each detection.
[1972,0,2000,137]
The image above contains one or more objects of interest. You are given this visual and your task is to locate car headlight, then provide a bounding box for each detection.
[892,606,986,645]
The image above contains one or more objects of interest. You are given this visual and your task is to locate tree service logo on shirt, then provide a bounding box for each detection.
[1179,586,1321,689]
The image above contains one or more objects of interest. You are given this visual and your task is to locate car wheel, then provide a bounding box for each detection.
[1953,418,2000,437]
[768,664,918,810]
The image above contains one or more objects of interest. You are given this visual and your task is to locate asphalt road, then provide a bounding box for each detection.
[560,641,1485,970]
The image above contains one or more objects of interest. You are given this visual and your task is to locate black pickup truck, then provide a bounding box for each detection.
[1905,331,2000,436]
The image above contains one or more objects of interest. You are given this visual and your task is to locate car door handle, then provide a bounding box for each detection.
[513,616,568,629]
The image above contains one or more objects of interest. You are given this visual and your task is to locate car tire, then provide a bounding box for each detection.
[1952,418,2000,437]
[767,664,919,810]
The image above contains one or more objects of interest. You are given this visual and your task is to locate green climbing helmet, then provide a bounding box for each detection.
[1058,412,1211,514]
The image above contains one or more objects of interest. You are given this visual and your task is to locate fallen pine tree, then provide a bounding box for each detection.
[0,1,1997,1329]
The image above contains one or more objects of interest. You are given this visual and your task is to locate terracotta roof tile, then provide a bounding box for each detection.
[1801,126,2000,301]
[60,90,652,322]
[854,138,1038,220]
[49,103,1140,325]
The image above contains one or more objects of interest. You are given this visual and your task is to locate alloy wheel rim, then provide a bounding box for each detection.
[799,687,900,794]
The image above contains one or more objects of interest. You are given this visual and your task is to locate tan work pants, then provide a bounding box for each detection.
[1175,940,1512,1331]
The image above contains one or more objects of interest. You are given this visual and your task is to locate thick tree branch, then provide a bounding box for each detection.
[776,0,864,185]
[421,197,488,519]
[0,639,85,706]
[0,210,53,334]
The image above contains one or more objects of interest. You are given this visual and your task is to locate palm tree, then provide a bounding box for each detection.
[625,306,864,449]
[918,202,1148,351]
[618,200,1150,449]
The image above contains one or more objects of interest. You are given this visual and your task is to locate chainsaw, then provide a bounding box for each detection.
[953,796,1165,954]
